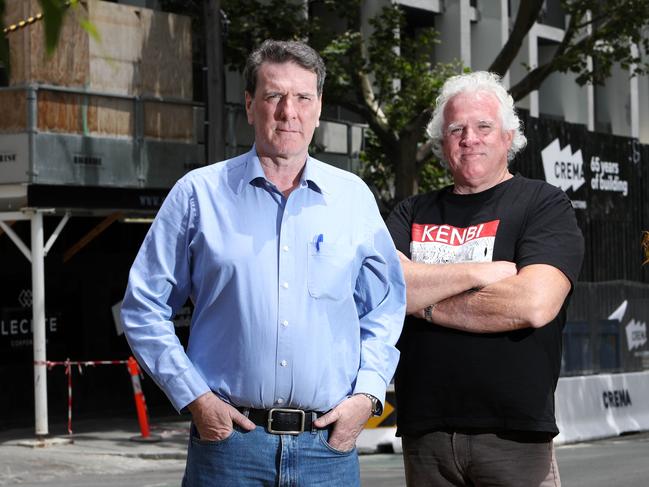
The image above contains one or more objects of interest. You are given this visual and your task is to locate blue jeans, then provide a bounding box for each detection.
[182,424,360,487]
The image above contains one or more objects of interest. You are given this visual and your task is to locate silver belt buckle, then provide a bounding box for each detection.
[267,408,305,435]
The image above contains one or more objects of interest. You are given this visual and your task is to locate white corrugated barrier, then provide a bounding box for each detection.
[554,370,649,444]
[358,370,649,452]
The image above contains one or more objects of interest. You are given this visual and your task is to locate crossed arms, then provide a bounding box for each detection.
[399,251,572,332]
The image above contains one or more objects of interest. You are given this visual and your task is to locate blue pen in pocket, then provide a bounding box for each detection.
[315,233,324,251]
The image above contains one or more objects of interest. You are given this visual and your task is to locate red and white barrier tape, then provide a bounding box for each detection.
[34,358,133,435]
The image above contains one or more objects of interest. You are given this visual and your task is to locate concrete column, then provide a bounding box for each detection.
[438,0,472,67]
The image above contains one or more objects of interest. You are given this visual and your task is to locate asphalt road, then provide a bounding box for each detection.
[2,431,649,486]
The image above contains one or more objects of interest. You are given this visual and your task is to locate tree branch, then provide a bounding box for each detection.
[488,0,544,76]
[508,11,588,101]
[358,70,390,132]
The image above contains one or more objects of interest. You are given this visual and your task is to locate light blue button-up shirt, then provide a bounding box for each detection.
[121,147,405,412]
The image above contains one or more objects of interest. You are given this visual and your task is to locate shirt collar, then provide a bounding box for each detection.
[235,145,329,195]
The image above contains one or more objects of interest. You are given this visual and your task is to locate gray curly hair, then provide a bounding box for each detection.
[426,71,527,165]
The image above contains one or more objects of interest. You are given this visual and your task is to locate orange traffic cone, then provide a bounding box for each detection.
[127,356,161,442]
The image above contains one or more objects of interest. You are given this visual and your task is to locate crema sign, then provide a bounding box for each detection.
[602,389,632,409]
[541,138,630,203]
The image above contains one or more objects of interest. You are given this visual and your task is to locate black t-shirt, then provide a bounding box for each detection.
[386,174,584,437]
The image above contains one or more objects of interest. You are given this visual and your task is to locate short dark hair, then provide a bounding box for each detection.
[244,39,326,96]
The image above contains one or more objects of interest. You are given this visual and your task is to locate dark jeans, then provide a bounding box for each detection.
[402,430,561,487]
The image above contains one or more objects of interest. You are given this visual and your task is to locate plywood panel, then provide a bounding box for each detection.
[5,0,89,87]
[3,0,30,88]
[4,1,191,99]
[37,91,133,137]
[87,0,142,96]
[144,102,193,141]
[0,91,26,132]
[38,91,80,133]
[140,10,193,100]
[87,96,133,137]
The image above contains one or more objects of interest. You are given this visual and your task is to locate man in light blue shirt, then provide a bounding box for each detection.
[121,39,405,486]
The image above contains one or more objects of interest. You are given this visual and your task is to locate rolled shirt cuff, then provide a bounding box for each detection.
[353,369,389,413]
[163,365,212,412]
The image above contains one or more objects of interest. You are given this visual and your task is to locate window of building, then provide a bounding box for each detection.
[537,0,565,29]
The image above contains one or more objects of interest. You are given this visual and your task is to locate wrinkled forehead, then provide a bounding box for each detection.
[443,90,502,125]
[257,61,319,92]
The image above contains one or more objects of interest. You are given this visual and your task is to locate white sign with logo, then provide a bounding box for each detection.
[541,139,585,192]
[626,320,648,351]
[541,138,630,205]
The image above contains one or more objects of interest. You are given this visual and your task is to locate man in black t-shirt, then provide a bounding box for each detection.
[386,71,584,487]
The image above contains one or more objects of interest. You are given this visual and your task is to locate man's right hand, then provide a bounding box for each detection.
[476,261,518,288]
[187,392,256,441]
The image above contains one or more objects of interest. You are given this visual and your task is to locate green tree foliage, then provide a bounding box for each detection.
[491,0,649,101]
[0,0,98,75]
[313,1,459,206]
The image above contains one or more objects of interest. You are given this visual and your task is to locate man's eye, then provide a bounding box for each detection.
[450,127,463,135]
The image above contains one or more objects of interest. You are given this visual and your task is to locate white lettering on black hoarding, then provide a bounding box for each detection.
[626,320,648,351]
[541,138,630,201]
[0,317,58,336]
[541,139,585,192]
[589,156,628,196]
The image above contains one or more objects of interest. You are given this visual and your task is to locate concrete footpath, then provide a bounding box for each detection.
[3,416,649,487]
[0,416,407,486]
[0,416,191,486]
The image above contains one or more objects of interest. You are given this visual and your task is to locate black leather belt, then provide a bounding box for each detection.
[240,407,324,435]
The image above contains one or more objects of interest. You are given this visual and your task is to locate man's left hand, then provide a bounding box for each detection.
[313,394,373,452]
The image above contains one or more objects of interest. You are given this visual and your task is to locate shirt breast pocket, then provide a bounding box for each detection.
[306,242,354,300]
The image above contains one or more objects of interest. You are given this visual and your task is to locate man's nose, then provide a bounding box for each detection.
[277,96,297,119]
[460,126,479,145]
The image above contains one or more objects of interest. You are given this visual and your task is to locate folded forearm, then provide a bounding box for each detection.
[402,260,517,314]
[430,265,571,333]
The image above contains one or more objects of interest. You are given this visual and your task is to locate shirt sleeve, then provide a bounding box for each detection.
[120,178,211,412]
[516,183,585,286]
[352,188,407,407]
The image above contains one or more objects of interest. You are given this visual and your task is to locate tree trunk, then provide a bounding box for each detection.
[393,133,420,203]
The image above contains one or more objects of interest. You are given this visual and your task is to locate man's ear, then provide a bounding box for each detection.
[245,91,254,125]
[316,95,323,127]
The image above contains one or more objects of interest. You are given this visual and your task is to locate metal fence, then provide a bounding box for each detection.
[562,281,649,376]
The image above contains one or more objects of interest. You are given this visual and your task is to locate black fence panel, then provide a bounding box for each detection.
[564,281,649,376]
[511,112,649,284]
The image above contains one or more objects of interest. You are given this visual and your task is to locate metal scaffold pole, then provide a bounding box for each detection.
[30,210,48,437]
